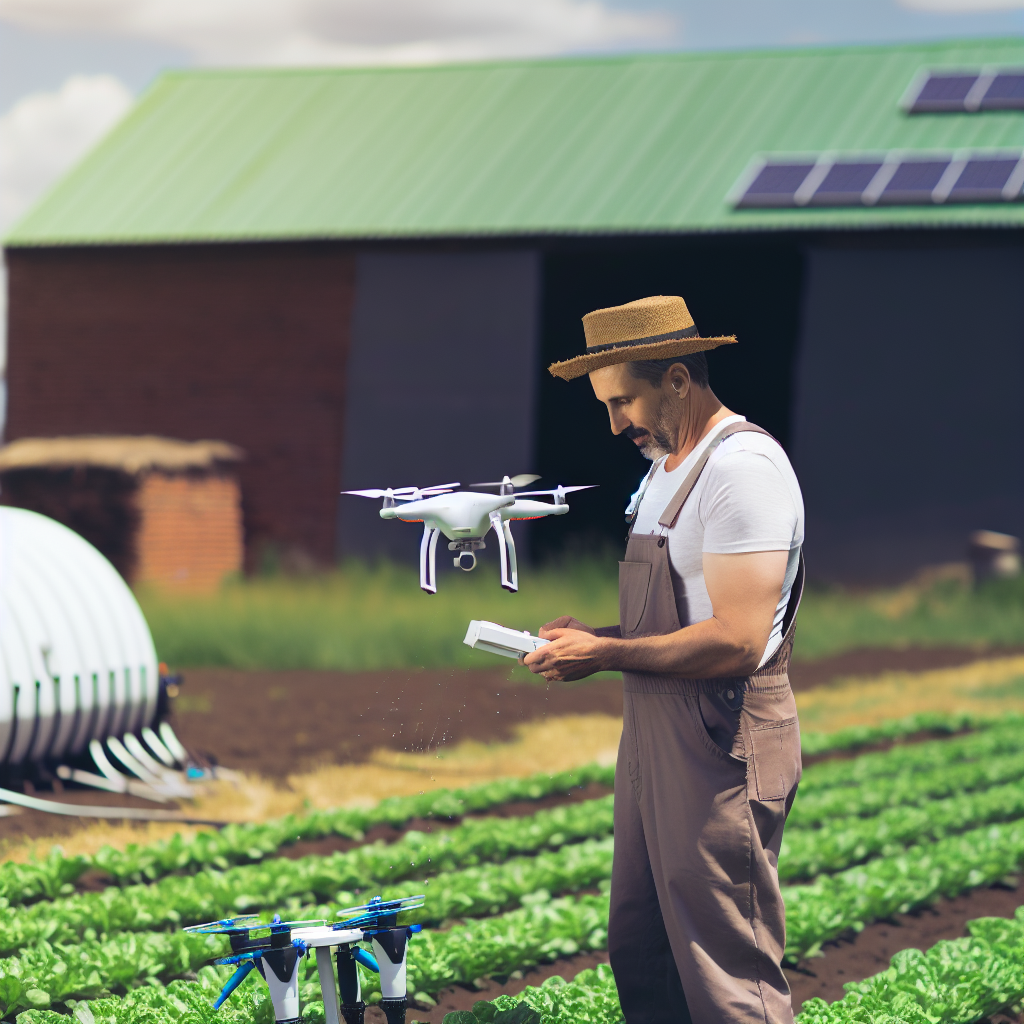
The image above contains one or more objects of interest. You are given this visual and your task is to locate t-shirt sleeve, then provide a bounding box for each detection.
[700,449,799,554]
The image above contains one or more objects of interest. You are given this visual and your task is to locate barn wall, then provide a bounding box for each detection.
[337,250,540,567]
[4,244,356,566]
[792,235,1024,584]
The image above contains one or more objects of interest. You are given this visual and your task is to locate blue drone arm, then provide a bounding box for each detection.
[353,947,380,973]
[213,958,256,1009]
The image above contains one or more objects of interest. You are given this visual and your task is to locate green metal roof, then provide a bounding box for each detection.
[7,37,1024,246]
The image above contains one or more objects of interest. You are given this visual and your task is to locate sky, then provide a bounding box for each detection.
[1,0,1022,241]
[0,0,1022,371]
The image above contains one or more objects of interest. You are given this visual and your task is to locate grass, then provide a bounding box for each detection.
[138,558,1024,671]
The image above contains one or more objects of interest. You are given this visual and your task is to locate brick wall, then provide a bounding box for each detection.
[5,244,356,566]
[135,472,244,592]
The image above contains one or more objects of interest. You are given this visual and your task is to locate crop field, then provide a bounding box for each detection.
[2,708,1023,1024]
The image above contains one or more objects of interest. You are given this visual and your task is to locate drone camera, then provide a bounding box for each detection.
[455,551,477,571]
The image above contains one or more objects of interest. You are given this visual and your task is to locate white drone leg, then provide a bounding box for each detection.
[502,520,519,592]
[489,511,518,593]
[257,946,303,1023]
[316,946,342,1024]
[419,526,440,594]
[370,930,410,1024]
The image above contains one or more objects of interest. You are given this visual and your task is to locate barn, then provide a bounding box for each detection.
[4,37,1023,584]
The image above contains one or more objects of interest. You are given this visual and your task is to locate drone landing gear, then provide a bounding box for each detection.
[488,511,519,592]
[255,945,303,1023]
[334,945,364,1024]
[419,526,440,594]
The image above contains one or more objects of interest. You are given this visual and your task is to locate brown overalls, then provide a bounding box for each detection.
[608,421,804,1024]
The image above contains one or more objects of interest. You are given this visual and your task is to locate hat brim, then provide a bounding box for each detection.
[547,335,738,381]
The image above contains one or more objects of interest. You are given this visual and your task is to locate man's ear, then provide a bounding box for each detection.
[667,363,692,398]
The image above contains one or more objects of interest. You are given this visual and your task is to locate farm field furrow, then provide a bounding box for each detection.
[5,813,1023,1017]
[788,750,1024,826]
[7,770,1023,957]
[797,720,1024,793]
[780,779,1024,879]
[6,709,1024,1023]
[0,837,616,954]
[5,710,1016,908]
[446,906,1024,1024]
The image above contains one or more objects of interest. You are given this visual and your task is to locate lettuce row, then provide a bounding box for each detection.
[780,779,1024,880]
[9,814,1024,1017]
[0,803,614,955]
[0,840,615,1012]
[5,711,1017,913]
[6,711,1013,910]
[797,719,1024,794]
[784,818,1024,960]
[798,710,1007,757]
[0,930,225,1017]
[789,750,1024,827]
[796,907,1024,1023]
[0,765,616,905]
[447,908,1024,1024]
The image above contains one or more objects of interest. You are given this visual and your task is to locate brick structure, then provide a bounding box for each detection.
[134,472,244,592]
[5,243,355,567]
[0,435,244,593]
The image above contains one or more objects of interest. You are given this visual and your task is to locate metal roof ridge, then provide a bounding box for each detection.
[154,34,1024,83]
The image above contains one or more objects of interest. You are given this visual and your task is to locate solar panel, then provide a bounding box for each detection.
[906,67,1024,113]
[731,150,1024,209]
[909,73,979,112]
[947,156,1024,202]
[807,162,884,206]
[877,160,948,204]
[735,162,815,208]
[979,71,1024,110]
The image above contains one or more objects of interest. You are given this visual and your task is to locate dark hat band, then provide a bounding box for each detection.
[585,325,699,354]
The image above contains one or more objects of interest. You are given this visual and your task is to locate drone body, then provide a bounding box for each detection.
[342,476,594,593]
[186,895,423,1024]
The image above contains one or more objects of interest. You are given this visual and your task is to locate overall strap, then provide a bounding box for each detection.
[657,421,777,530]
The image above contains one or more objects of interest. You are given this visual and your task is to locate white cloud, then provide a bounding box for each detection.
[0,74,133,233]
[0,0,671,66]
[898,0,1024,9]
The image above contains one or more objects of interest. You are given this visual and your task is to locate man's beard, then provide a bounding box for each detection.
[624,396,679,461]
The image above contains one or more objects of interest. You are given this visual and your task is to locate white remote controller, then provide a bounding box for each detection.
[464,620,550,660]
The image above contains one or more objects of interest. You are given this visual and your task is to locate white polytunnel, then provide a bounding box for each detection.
[0,506,159,766]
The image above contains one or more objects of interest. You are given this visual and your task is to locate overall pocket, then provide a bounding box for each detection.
[618,561,652,636]
[749,717,801,801]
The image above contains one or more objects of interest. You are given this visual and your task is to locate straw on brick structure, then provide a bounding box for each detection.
[0,435,243,593]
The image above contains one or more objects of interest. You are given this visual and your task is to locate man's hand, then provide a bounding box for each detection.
[524,627,608,682]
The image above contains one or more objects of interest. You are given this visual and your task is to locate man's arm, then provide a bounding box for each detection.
[524,549,788,682]
[539,616,621,638]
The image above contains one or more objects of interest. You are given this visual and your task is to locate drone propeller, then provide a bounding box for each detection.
[342,482,460,500]
[335,894,425,930]
[470,474,541,489]
[184,915,262,935]
[514,485,597,498]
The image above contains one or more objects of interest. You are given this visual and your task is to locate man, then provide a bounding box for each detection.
[524,295,804,1024]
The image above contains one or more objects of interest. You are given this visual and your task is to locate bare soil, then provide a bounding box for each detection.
[170,644,1022,779]
[0,643,1015,845]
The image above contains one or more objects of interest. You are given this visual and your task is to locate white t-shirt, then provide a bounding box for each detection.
[629,415,804,666]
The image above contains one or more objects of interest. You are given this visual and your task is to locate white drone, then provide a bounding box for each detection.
[342,475,595,593]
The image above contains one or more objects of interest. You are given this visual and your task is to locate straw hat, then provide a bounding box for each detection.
[547,295,737,381]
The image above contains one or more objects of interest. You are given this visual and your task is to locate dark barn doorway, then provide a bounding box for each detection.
[533,236,806,560]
